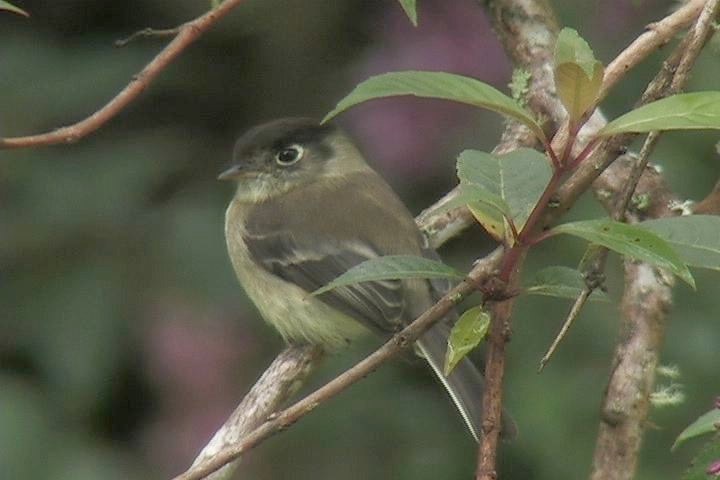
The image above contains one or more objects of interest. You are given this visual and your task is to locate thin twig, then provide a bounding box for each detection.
[598,0,707,102]
[670,1,720,91]
[173,250,504,480]
[114,27,182,47]
[538,287,592,371]
[0,0,248,149]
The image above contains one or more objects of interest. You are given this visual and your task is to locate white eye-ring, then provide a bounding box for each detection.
[275,144,304,166]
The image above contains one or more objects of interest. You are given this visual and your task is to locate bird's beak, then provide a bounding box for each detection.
[218,164,245,181]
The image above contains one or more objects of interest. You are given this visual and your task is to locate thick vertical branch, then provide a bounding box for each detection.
[474,1,562,477]
[588,2,720,477]
[475,258,524,480]
[590,264,672,480]
[483,0,562,124]
[589,156,680,480]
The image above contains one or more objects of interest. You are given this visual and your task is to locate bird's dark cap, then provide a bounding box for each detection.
[219,118,338,180]
[233,118,337,161]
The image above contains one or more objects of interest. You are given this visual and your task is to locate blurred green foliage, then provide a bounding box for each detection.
[1,1,719,479]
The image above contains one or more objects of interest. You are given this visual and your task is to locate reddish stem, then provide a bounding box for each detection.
[569,136,602,171]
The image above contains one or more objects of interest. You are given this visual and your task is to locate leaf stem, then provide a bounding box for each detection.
[544,140,562,170]
[560,121,580,166]
[568,136,601,171]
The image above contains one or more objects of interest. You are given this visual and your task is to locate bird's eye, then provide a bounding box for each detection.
[275,145,304,166]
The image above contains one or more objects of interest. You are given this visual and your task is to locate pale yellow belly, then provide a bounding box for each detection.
[225,204,368,349]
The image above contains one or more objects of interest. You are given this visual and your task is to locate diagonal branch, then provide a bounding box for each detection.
[173,249,504,480]
[188,345,324,480]
[599,0,708,102]
[0,0,247,149]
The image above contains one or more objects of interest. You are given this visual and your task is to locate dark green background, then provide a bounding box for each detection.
[1,0,718,478]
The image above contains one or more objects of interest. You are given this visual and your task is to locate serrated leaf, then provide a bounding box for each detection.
[0,0,29,16]
[312,255,463,295]
[550,219,695,288]
[674,408,720,450]
[640,215,720,271]
[397,0,417,26]
[525,266,608,301]
[599,92,720,136]
[554,28,604,124]
[680,436,720,480]
[457,148,552,241]
[444,306,490,376]
[323,71,546,142]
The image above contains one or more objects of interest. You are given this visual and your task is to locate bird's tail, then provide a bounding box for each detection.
[415,322,516,442]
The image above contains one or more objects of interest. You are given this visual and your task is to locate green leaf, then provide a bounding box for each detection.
[555,28,599,78]
[457,148,552,241]
[431,188,507,241]
[397,0,418,26]
[554,28,604,124]
[323,71,546,142]
[312,255,463,295]
[457,181,512,238]
[444,306,490,376]
[680,436,720,480]
[599,92,720,136]
[550,219,695,288]
[525,266,608,301]
[674,408,720,450]
[0,0,29,16]
[466,199,507,242]
[640,215,720,271]
[555,62,604,123]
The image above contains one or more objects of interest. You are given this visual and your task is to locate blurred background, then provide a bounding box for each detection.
[1,0,719,479]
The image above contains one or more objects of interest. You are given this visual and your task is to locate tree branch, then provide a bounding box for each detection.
[474,1,563,477]
[0,0,247,149]
[171,1,716,479]
[598,0,708,102]
[551,0,707,168]
[173,249,504,480]
[189,345,324,480]
[588,2,720,478]
[475,1,715,478]
[589,154,679,480]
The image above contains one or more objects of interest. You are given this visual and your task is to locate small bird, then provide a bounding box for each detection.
[220,117,490,441]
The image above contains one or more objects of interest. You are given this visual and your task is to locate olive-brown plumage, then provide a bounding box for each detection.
[221,117,490,441]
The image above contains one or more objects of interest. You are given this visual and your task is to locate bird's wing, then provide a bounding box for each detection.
[243,229,406,333]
